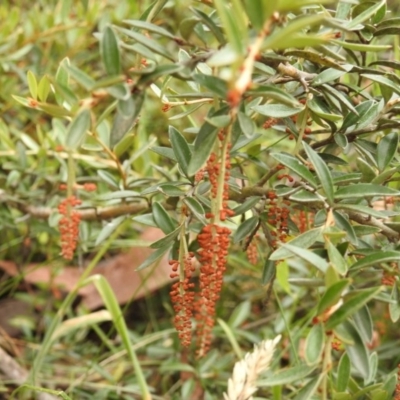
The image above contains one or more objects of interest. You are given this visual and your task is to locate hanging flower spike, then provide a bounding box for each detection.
[58,196,81,260]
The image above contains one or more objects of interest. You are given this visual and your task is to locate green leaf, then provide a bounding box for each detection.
[248,85,301,108]
[294,376,323,400]
[279,243,329,273]
[193,74,228,98]
[136,245,170,271]
[269,228,322,261]
[101,26,121,76]
[37,75,51,102]
[190,8,225,44]
[353,305,373,344]
[276,260,290,294]
[95,216,125,246]
[233,196,261,215]
[238,112,255,138]
[187,116,218,176]
[65,109,91,150]
[342,321,370,380]
[183,197,206,225]
[123,19,176,40]
[317,279,350,316]
[243,0,274,30]
[262,258,276,285]
[389,286,400,323]
[376,132,398,172]
[325,287,382,330]
[326,239,348,275]
[303,142,334,205]
[271,152,318,188]
[111,92,145,146]
[169,126,191,176]
[252,103,304,118]
[232,216,259,244]
[308,97,342,122]
[258,365,316,386]
[213,0,246,54]
[66,64,95,91]
[332,40,391,52]
[350,251,400,271]
[336,353,351,391]
[262,14,325,50]
[312,68,348,86]
[361,73,400,96]
[150,226,180,249]
[228,301,251,328]
[305,323,325,365]
[116,27,173,60]
[346,0,385,29]
[152,202,178,234]
[27,70,37,100]
[334,184,399,199]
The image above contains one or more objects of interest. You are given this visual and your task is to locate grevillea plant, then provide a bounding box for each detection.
[2,0,400,399]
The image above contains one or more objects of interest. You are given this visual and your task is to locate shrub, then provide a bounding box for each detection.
[1,0,400,399]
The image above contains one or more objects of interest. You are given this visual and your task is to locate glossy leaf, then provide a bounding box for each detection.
[65,109,91,150]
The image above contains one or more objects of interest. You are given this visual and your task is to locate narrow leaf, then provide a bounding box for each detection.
[65,109,91,150]
[271,152,318,188]
[169,126,191,176]
[303,142,335,205]
[101,26,121,76]
[325,287,382,330]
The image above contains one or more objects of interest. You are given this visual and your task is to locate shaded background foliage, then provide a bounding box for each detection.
[1,0,400,399]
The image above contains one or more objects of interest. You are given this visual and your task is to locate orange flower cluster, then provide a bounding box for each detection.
[294,209,314,233]
[169,253,196,347]
[381,272,397,286]
[263,118,279,129]
[195,223,231,357]
[246,238,258,265]
[267,191,290,248]
[58,196,81,260]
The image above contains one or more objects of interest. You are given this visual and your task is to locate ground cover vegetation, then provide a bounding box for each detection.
[1,0,400,399]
